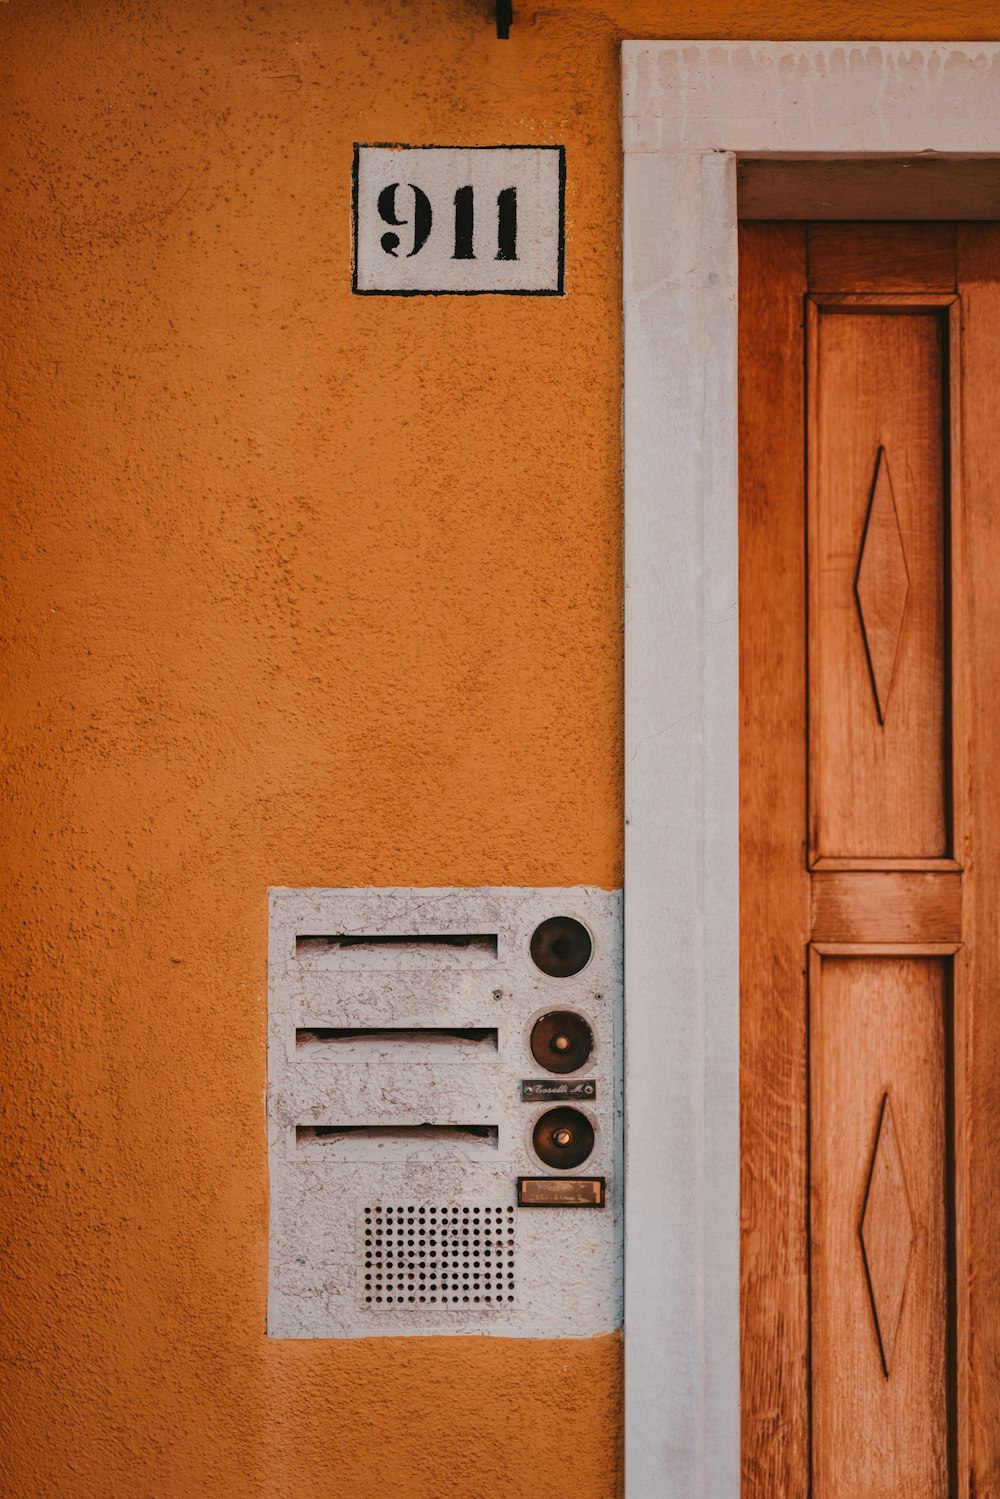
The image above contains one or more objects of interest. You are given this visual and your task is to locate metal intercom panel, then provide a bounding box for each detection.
[267,887,622,1338]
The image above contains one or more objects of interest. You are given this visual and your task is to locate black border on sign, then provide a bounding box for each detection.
[351,143,566,296]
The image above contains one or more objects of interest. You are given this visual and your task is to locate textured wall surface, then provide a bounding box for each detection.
[1,1,999,1496]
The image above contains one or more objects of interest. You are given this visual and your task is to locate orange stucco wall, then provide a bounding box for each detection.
[3,3,999,1496]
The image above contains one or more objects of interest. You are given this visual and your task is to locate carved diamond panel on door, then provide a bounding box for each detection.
[860,1092,916,1376]
[855,450,910,725]
[810,949,952,1498]
[808,295,960,867]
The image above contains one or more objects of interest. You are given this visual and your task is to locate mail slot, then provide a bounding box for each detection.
[267,885,622,1339]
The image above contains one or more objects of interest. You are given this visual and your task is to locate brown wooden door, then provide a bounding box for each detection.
[740,222,1000,1499]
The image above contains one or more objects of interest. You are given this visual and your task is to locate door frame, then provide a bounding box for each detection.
[621,40,1000,1498]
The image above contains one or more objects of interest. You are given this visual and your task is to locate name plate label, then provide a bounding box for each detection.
[518,1177,606,1208]
[521,1078,596,1102]
[353,145,565,295]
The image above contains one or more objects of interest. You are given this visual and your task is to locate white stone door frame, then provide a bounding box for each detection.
[621,40,1000,1498]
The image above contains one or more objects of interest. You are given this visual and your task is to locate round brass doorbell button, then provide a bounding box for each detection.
[531,1106,595,1170]
[530,1009,594,1074]
[529,915,592,978]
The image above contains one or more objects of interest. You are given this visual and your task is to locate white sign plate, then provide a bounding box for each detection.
[352,145,565,296]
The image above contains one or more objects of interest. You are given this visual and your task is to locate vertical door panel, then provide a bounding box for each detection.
[739,222,811,1498]
[809,302,951,864]
[739,221,982,1499]
[810,951,951,1498]
[957,224,1000,1491]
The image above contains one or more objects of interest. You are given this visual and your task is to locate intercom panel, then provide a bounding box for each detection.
[267,886,622,1338]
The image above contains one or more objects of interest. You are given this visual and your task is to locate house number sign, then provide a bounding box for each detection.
[352,145,565,295]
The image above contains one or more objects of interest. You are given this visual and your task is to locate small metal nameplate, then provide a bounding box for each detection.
[518,1176,606,1208]
[520,1078,596,1102]
[353,145,565,296]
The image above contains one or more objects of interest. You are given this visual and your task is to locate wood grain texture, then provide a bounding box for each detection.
[855,447,911,723]
[739,222,811,1498]
[810,952,950,1498]
[808,296,951,861]
[739,161,1000,223]
[742,222,971,1499]
[811,872,963,943]
[861,1093,917,1375]
[957,224,1000,1497]
[808,222,957,291]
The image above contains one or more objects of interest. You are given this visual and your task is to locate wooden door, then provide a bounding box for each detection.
[740,222,1000,1498]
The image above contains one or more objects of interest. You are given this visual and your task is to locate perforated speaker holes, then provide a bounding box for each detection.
[361,1205,516,1308]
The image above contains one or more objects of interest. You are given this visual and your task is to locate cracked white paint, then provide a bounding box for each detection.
[624,41,1000,155]
[622,37,1000,1499]
[268,886,622,1338]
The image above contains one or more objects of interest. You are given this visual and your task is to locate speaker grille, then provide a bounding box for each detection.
[361,1204,516,1308]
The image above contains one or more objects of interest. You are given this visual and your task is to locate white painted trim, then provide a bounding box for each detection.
[621,39,1000,1499]
[624,41,1000,155]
